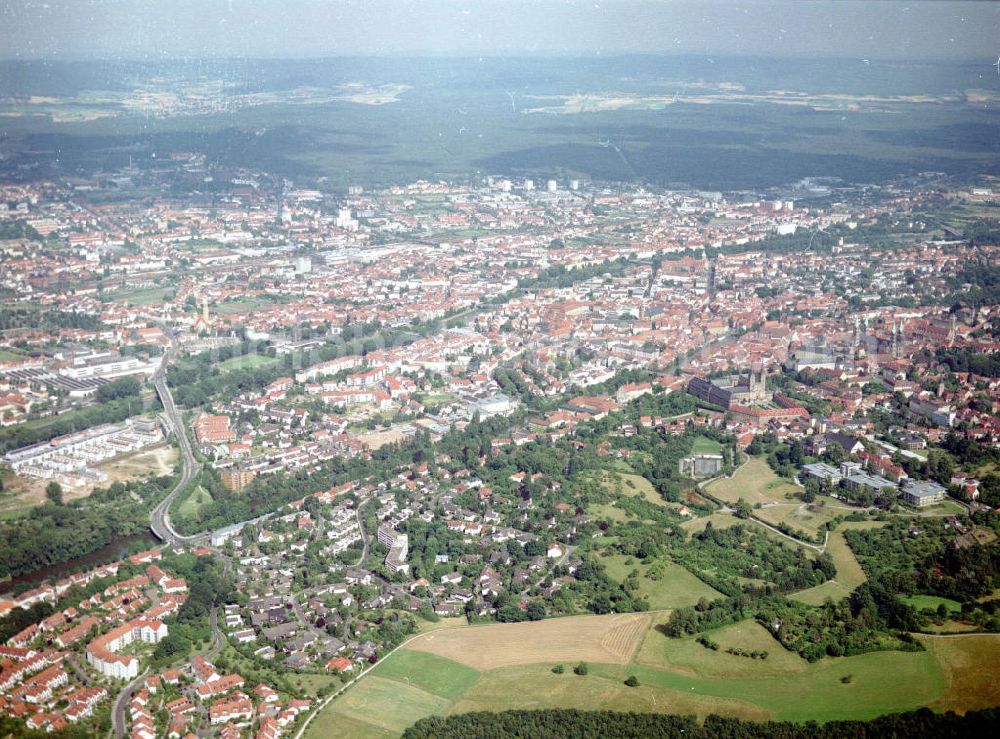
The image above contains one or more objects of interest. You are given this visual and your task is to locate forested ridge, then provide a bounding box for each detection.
[403,707,1000,738]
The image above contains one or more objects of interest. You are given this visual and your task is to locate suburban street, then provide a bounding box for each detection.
[111,670,148,739]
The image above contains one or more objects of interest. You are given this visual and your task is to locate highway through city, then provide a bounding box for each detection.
[149,329,205,547]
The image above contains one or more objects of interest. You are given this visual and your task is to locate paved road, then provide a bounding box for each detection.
[206,606,224,661]
[148,328,206,547]
[354,498,373,566]
[111,669,148,739]
[64,653,91,688]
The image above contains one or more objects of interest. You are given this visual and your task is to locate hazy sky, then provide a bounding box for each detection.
[1,0,997,60]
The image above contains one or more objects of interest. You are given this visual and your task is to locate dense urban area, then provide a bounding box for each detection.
[1,157,999,738]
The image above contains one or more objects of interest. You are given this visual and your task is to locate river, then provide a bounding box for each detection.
[0,531,159,596]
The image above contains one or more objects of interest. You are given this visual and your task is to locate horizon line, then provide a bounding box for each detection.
[0,51,992,63]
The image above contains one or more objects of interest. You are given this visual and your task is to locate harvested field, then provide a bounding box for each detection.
[406,612,651,671]
[924,634,1000,714]
[354,429,406,450]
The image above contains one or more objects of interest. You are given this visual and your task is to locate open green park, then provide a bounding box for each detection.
[705,457,802,506]
[177,484,214,519]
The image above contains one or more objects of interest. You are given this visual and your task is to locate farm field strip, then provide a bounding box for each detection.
[306,612,1000,737]
[406,612,652,671]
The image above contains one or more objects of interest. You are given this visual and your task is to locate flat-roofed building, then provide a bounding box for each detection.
[901,480,947,507]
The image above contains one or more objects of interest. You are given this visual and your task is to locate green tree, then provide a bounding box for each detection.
[734,498,752,519]
[45,481,63,506]
[624,675,640,687]
[926,449,955,484]
[526,601,546,621]
[573,662,588,676]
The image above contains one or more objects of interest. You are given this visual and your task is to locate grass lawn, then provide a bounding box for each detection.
[214,295,293,316]
[328,676,452,735]
[791,522,881,604]
[826,530,867,588]
[705,457,801,506]
[910,499,968,516]
[600,471,664,506]
[590,471,677,523]
[901,595,963,614]
[450,662,770,722]
[615,473,669,506]
[589,502,631,523]
[291,673,340,698]
[681,512,739,535]
[178,485,213,519]
[307,714,395,739]
[628,646,946,723]
[107,286,174,305]
[600,471,696,517]
[973,461,998,479]
[365,650,480,701]
[754,498,843,538]
[635,619,807,679]
[691,435,723,455]
[419,393,457,407]
[790,580,854,606]
[599,553,722,610]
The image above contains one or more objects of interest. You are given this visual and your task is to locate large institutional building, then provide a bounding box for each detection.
[687,370,770,410]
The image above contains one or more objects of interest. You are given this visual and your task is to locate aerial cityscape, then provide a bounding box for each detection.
[0,1,998,738]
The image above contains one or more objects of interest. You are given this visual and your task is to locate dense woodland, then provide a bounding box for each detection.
[150,552,232,667]
[403,707,1000,739]
[846,515,1000,617]
[0,306,103,332]
[0,474,174,579]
